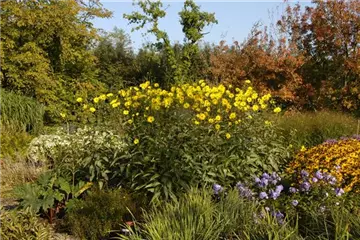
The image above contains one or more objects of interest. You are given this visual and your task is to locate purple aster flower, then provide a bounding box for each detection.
[289,187,298,193]
[212,184,223,195]
[254,177,261,184]
[272,210,285,224]
[262,173,270,179]
[300,182,311,192]
[335,188,345,196]
[259,192,268,199]
[292,200,299,206]
[259,178,269,188]
[315,170,323,180]
[301,170,309,178]
[340,136,349,140]
[324,173,337,185]
[236,182,253,199]
[275,185,284,193]
[352,134,360,140]
[269,172,281,185]
[329,176,337,185]
[335,165,341,171]
[324,139,338,144]
[312,177,318,183]
[269,189,280,200]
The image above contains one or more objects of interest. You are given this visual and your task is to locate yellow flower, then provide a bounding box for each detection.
[252,105,259,111]
[107,93,114,97]
[83,104,88,110]
[225,133,231,139]
[133,138,139,145]
[123,110,129,115]
[264,120,272,126]
[147,116,155,123]
[127,119,133,124]
[196,113,206,121]
[99,94,106,100]
[93,97,99,103]
[229,112,236,120]
[273,107,282,113]
[60,113,66,118]
[247,97,252,103]
[111,102,120,108]
[89,107,96,113]
[194,120,200,125]
[215,124,221,130]
[208,118,214,124]
[245,80,251,84]
[154,83,159,88]
[300,145,307,152]
[215,115,221,121]
[183,103,190,109]
[76,97,83,103]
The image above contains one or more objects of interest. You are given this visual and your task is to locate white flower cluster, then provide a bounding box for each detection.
[27,126,127,166]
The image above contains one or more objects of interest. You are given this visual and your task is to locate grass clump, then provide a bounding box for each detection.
[0,125,34,160]
[118,188,300,240]
[1,89,44,134]
[272,110,359,149]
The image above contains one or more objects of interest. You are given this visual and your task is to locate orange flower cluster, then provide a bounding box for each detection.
[287,137,360,192]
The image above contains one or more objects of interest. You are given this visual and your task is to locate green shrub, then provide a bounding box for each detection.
[272,110,359,149]
[0,89,44,134]
[0,207,53,240]
[65,188,136,240]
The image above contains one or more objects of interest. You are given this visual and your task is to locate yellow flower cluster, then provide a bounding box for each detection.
[287,138,360,192]
[86,80,277,126]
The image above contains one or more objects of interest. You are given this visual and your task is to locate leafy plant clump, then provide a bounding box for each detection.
[65,188,137,240]
[80,80,291,202]
[27,126,128,188]
[13,171,93,223]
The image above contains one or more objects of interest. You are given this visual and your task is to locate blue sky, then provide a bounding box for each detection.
[93,1,312,50]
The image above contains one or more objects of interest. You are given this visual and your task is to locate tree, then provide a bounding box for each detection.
[94,27,136,90]
[209,24,305,108]
[124,0,217,86]
[0,0,112,122]
[277,0,360,112]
